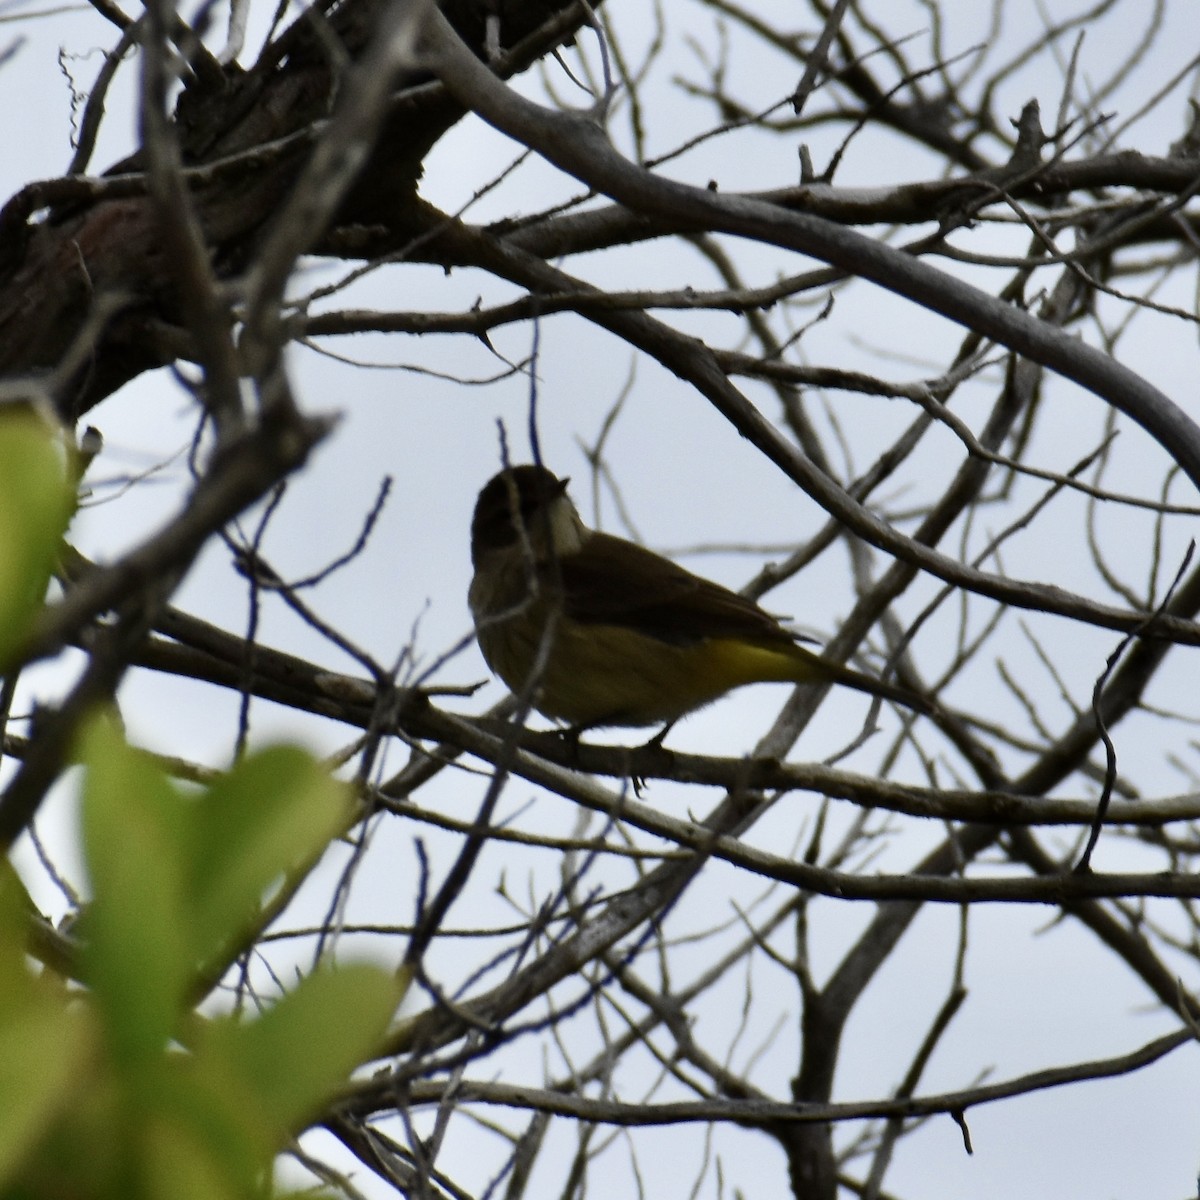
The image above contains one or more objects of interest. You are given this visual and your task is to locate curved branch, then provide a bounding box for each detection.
[418,10,1200,492]
[348,1026,1191,1126]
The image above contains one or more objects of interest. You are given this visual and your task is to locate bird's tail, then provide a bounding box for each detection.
[784,642,936,718]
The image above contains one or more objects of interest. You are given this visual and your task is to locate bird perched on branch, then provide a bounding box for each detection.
[469,465,931,734]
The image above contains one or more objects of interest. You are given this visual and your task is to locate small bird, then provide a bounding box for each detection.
[469,465,931,732]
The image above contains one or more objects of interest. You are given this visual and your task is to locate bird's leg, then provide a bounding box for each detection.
[555,720,590,765]
[628,720,677,796]
[640,720,677,752]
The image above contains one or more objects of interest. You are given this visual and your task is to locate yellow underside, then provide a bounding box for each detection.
[478,614,825,727]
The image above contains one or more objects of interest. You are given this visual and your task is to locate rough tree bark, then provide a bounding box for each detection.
[0,0,595,418]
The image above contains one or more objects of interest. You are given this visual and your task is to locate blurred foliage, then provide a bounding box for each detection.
[0,718,404,1199]
[0,409,76,669]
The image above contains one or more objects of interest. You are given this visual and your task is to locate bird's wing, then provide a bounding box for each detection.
[556,532,798,648]
[555,533,935,716]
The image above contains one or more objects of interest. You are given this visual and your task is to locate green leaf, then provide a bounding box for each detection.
[4,1056,128,1200]
[0,410,76,666]
[141,1114,241,1200]
[136,1061,264,1200]
[79,714,191,1068]
[0,863,95,1187]
[0,860,36,1011]
[200,964,400,1135]
[0,999,92,1185]
[183,746,352,969]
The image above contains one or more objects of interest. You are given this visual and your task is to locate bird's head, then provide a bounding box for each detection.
[471,465,587,566]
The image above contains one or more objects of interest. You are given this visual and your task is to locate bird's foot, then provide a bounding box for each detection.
[628,721,676,796]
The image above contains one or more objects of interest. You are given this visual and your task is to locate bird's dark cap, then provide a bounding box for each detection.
[471,465,570,563]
